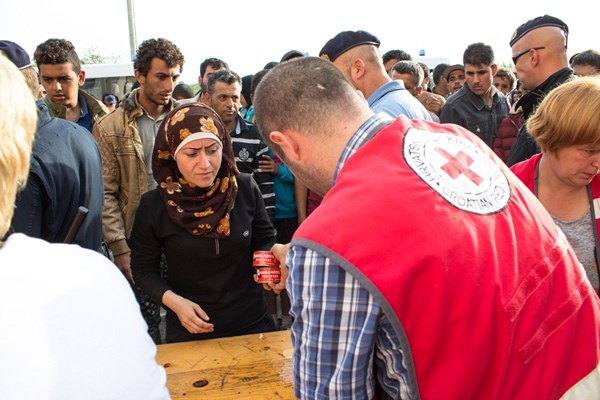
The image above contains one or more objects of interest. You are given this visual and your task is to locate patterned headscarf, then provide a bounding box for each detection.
[153,103,239,238]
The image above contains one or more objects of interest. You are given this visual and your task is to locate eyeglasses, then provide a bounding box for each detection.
[512,47,545,65]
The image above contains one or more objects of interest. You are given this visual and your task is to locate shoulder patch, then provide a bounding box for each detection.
[403,128,510,214]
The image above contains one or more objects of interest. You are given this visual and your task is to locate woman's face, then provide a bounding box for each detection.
[175,138,223,188]
[547,145,600,187]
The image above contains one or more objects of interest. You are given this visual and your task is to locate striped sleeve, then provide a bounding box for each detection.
[287,246,411,399]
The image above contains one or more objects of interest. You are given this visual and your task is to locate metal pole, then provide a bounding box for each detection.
[126,0,137,61]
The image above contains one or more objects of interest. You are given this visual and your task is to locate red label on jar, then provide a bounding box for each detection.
[255,267,281,283]
[253,251,280,267]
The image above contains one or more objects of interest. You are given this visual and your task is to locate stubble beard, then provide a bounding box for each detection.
[282,155,330,197]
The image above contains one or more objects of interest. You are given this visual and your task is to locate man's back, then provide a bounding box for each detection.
[295,116,600,399]
[11,101,103,251]
[0,234,169,399]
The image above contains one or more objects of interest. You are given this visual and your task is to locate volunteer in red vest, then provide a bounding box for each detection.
[511,77,600,296]
[253,56,600,400]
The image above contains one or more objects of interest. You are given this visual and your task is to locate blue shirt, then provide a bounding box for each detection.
[368,80,432,121]
[288,113,412,399]
[75,92,93,133]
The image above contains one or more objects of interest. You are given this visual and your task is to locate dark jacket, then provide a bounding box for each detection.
[440,84,509,148]
[506,68,574,166]
[9,101,104,251]
[130,174,276,341]
[493,103,525,163]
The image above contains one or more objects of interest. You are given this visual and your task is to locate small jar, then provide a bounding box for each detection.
[253,251,281,283]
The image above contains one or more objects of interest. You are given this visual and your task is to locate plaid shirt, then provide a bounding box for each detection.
[288,113,414,399]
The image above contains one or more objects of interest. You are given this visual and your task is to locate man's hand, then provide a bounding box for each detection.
[417,91,445,116]
[114,252,134,284]
[255,243,290,294]
[258,154,279,175]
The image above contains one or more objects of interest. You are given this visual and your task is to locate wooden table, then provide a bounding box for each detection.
[156,330,295,399]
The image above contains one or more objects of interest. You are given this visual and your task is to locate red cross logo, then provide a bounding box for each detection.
[435,147,483,185]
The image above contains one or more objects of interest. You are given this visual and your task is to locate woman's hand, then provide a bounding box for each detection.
[162,290,214,334]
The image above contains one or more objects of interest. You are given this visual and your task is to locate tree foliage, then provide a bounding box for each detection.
[80,47,121,64]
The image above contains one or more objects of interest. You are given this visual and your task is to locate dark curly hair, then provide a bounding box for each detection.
[134,38,185,76]
[33,38,81,73]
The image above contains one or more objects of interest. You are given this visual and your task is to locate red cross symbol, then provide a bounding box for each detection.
[435,147,483,185]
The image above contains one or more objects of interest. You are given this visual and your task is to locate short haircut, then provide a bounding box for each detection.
[172,83,194,99]
[0,54,37,236]
[134,38,185,76]
[200,57,228,77]
[206,69,241,95]
[527,76,600,154]
[263,61,279,70]
[570,49,600,72]
[495,67,516,89]
[432,63,449,85]
[34,38,81,73]
[382,49,412,64]
[463,42,495,66]
[391,60,424,87]
[418,62,431,80]
[253,56,367,148]
[250,69,270,98]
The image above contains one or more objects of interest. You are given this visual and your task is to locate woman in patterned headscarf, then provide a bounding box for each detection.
[130,103,277,343]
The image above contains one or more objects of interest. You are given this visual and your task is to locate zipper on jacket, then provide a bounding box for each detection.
[214,238,220,256]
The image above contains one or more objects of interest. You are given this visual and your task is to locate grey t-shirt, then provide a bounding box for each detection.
[137,111,167,191]
[552,208,600,293]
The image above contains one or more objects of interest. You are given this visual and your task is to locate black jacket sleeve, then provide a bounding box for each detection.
[130,191,171,305]
[507,125,540,166]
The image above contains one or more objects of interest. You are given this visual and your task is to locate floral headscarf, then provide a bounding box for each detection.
[153,103,239,238]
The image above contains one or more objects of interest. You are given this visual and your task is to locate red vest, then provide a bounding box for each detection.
[294,116,600,399]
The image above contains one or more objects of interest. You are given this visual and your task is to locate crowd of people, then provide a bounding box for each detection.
[1,12,599,400]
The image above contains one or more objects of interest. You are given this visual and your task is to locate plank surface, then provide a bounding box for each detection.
[156,330,294,399]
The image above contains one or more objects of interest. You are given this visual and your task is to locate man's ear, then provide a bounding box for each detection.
[269,130,302,162]
[78,70,86,86]
[351,58,366,81]
[201,91,210,104]
[135,70,145,87]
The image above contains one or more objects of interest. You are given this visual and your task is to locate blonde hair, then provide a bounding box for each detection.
[21,67,42,99]
[0,54,37,237]
[527,76,600,154]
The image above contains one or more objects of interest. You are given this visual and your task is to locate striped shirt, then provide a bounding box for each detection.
[231,116,275,220]
[288,113,413,399]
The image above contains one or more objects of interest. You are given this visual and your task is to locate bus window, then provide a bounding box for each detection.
[81,63,135,103]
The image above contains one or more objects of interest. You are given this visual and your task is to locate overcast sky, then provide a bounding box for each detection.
[3,0,598,84]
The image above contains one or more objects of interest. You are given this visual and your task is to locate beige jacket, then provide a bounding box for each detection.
[92,89,177,256]
[45,89,108,125]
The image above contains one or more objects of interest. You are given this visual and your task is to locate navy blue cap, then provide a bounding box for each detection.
[104,94,117,105]
[509,15,569,47]
[0,40,32,69]
[319,30,380,62]
[280,50,306,63]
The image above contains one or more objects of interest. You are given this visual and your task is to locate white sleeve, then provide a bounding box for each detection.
[0,234,170,400]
